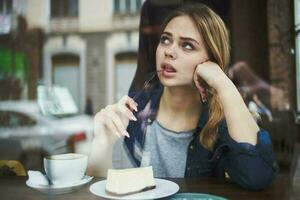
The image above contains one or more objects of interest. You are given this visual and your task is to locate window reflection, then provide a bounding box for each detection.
[0,0,297,175]
[0,111,36,127]
[115,52,137,101]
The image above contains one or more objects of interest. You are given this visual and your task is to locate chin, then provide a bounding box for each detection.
[159,79,194,88]
[159,78,176,86]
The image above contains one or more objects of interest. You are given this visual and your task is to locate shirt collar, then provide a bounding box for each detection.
[148,87,209,132]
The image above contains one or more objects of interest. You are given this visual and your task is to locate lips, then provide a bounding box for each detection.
[161,63,177,72]
[160,63,177,78]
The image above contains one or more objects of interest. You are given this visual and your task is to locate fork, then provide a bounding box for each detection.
[132,71,159,101]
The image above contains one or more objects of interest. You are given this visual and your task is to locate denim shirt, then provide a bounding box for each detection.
[124,87,279,190]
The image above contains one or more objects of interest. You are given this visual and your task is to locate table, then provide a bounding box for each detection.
[0,174,298,200]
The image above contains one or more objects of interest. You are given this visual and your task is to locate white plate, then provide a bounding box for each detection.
[89,178,179,200]
[26,175,93,195]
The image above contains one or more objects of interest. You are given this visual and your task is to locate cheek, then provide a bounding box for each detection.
[184,52,208,70]
[156,45,163,64]
[182,57,200,72]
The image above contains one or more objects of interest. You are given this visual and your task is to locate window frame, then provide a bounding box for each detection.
[50,0,79,19]
[0,0,13,14]
[113,0,143,14]
[295,0,300,123]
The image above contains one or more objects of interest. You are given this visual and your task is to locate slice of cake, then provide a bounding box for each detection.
[105,166,156,196]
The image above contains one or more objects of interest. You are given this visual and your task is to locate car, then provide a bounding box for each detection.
[0,101,94,170]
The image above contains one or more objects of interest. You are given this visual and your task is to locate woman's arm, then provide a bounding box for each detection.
[87,114,119,177]
[215,75,258,145]
[195,62,277,190]
[87,96,138,177]
[195,61,258,145]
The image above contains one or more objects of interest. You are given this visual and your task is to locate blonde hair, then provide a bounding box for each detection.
[161,3,230,150]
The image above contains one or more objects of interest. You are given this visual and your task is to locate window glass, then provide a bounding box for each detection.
[136,0,142,11]
[6,0,12,14]
[114,0,120,13]
[0,0,12,14]
[125,0,131,12]
[113,0,142,14]
[0,0,296,176]
[0,111,36,127]
[115,53,137,101]
[50,0,78,18]
[0,0,3,12]
[68,0,78,17]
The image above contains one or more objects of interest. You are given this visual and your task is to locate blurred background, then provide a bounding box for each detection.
[0,0,299,177]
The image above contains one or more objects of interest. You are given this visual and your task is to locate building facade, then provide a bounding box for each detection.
[23,0,143,113]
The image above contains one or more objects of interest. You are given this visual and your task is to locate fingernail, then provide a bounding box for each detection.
[123,131,130,138]
[131,115,137,121]
[134,106,138,112]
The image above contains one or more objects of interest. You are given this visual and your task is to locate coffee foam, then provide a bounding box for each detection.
[46,153,85,160]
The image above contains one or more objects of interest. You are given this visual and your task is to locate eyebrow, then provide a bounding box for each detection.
[162,31,200,45]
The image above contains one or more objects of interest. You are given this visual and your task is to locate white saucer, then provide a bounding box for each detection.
[89,178,179,200]
[26,175,93,195]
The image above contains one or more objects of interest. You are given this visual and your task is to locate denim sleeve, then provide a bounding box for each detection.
[217,123,279,190]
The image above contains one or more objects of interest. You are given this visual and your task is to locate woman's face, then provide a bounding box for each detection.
[156,15,209,87]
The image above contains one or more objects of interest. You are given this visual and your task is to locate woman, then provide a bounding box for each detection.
[88,3,278,190]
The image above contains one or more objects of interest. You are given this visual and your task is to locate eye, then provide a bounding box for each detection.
[160,35,171,45]
[182,42,194,50]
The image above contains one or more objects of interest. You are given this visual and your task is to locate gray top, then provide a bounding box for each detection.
[143,120,194,178]
[112,120,194,178]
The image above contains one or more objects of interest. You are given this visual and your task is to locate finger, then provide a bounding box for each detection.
[193,72,203,93]
[118,104,137,121]
[198,85,207,102]
[105,109,130,138]
[127,98,138,112]
[119,95,138,112]
[193,75,207,102]
[101,115,122,138]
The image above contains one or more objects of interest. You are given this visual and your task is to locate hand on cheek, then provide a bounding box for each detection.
[194,76,207,102]
[193,59,209,102]
[193,60,225,102]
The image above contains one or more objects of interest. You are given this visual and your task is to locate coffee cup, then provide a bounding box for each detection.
[43,153,88,185]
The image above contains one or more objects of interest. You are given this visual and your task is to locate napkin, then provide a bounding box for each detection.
[27,170,49,186]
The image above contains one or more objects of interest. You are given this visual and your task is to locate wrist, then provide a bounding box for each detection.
[214,74,233,92]
[216,77,242,103]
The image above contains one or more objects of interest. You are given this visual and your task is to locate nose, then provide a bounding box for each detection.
[164,46,177,59]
